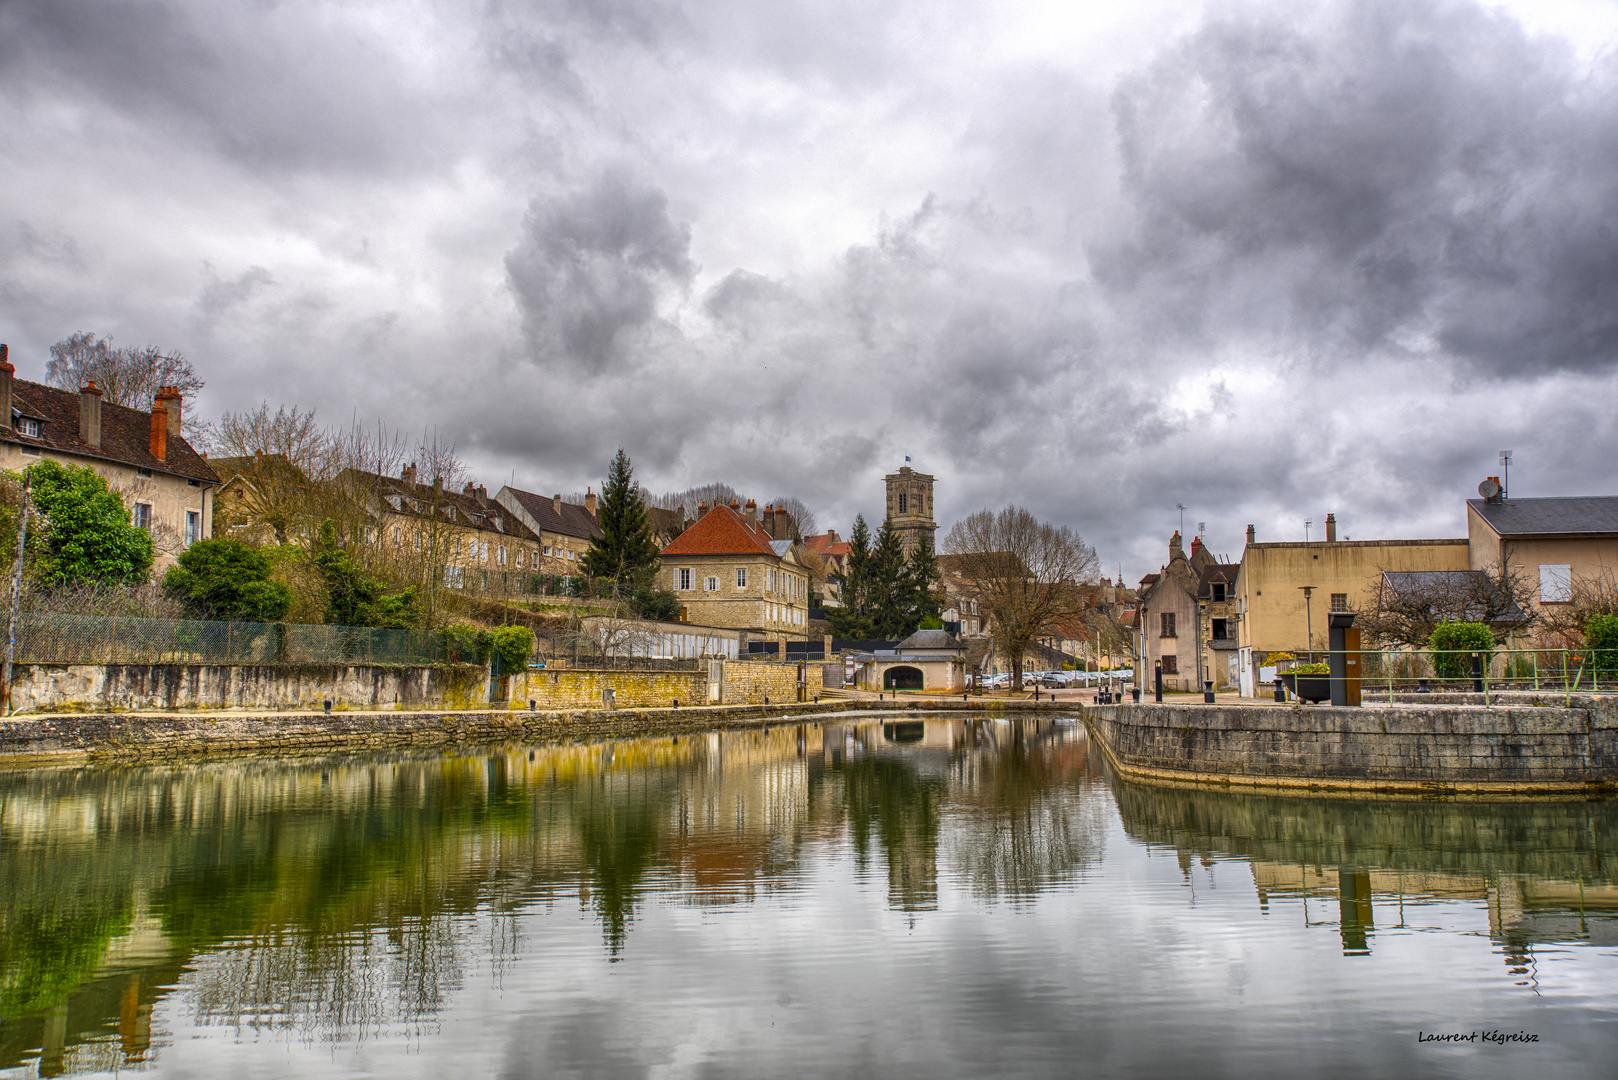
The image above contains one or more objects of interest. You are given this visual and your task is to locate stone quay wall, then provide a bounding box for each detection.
[722,661,801,704]
[1083,699,1618,795]
[0,699,1070,763]
[522,668,707,710]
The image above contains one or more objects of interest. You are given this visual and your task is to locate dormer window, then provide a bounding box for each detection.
[17,418,39,438]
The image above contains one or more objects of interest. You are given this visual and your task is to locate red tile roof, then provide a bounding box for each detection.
[661,504,777,556]
[802,533,851,556]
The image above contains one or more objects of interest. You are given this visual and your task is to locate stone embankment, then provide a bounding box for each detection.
[1083,697,1618,796]
[0,697,1064,764]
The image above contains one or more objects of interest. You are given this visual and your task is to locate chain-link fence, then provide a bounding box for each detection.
[12,613,447,667]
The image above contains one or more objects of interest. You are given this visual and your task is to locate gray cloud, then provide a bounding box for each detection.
[3,0,1617,580]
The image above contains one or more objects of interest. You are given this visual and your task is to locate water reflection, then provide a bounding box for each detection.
[0,716,1614,1077]
[1108,774,1618,967]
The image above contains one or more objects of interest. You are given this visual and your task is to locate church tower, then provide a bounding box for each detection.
[884,463,936,555]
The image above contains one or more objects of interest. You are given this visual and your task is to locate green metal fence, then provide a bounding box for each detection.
[1274,647,1617,701]
[14,613,447,667]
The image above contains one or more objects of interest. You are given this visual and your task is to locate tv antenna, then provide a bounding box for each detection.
[1197,521,1206,539]
[1499,450,1512,497]
[1305,517,1313,543]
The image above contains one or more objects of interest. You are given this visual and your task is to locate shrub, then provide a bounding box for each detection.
[312,519,419,628]
[163,538,292,622]
[25,460,153,587]
[441,624,490,665]
[1291,662,1330,674]
[1586,614,1618,675]
[631,584,680,622]
[1428,621,1494,681]
[490,625,536,672]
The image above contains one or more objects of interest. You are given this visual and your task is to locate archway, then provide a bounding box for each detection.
[883,665,923,690]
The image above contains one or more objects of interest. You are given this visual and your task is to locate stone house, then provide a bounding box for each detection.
[852,628,966,692]
[659,501,811,638]
[1135,532,1235,692]
[802,529,852,608]
[342,466,543,595]
[0,345,215,574]
[1465,491,1618,631]
[495,485,603,576]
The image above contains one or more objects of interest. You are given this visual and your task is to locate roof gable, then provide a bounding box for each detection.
[661,505,778,557]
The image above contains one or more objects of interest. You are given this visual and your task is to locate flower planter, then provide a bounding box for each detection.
[1279,672,1331,704]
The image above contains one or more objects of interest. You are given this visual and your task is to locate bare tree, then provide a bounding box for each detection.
[47,331,207,438]
[207,403,335,545]
[652,482,746,519]
[765,495,818,539]
[1357,561,1535,648]
[942,506,1099,692]
[1539,571,1618,645]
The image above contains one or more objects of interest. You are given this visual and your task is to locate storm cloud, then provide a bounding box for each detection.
[1,0,1616,575]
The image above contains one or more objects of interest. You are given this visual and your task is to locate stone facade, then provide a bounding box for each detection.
[660,503,810,636]
[884,464,936,556]
[721,660,803,704]
[495,485,602,576]
[0,348,216,574]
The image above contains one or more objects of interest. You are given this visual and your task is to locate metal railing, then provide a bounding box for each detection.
[14,613,448,667]
[1271,646,1617,704]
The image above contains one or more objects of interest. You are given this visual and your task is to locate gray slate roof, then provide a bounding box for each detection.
[1468,496,1618,537]
[896,629,962,650]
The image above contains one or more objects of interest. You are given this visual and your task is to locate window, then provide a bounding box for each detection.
[185,511,200,546]
[899,492,907,514]
[1211,618,1228,640]
[543,546,552,556]
[736,567,747,588]
[1540,564,1572,603]
[1161,656,1178,675]
[1160,612,1176,637]
[678,567,692,591]
[498,545,507,565]
[1212,582,1226,602]
[1330,593,1348,612]
[133,503,152,531]
[17,418,39,437]
[705,576,719,591]
[21,445,38,456]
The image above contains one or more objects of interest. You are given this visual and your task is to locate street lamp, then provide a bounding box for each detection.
[1299,586,1315,657]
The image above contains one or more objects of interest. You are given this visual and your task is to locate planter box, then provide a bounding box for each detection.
[1280,672,1331,704]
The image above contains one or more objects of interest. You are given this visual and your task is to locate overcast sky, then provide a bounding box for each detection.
[3,0,1617,581]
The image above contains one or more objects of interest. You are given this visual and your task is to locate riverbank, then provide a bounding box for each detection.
[0,697,1068,764]
[1083,698,1618,797]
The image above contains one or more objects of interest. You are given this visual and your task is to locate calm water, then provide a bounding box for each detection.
[2,714,1615,1079]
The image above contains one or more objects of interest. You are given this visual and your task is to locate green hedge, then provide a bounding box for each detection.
[1429,621,1493,681]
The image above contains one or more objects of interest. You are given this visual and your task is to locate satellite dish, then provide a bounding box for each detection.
[1478,478,1502,500]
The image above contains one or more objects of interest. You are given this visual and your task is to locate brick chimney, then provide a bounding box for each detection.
[0,344,13,432]
[149,403,168,461]
[1245,524,1255,545]
[79,381,103,448]
[585,487,596,516]
[698,501,708,515]
[1190,536,1203,556]
[745,499,757,527]
[1325,513,1337,543]
[553,493,562,515]
[401,463,417,485]
[154,385,183,439]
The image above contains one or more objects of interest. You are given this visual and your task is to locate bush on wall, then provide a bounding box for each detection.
[1428,621,1494,681]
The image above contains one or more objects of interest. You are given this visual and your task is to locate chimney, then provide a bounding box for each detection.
[401,463,417,486]
[763,506,776,537]
[463,482,475,497]
[745,499,757,527]
[154,385,183,439]
[149,404,168,461]
[1169,531,1184,561]
[828,529,840,544]
[1245,524,1255,545]
[585,487,596,517]
[1190,536,1203,555]
[730,499,740,511]
[476,484,487,502]
[698,501,708,515]
[1325,513,1337,543]
[79,381,103,448]
[553,493,562,515]
[0,344,12,432]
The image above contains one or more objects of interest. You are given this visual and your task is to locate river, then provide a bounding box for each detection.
[1,713,1614,1078]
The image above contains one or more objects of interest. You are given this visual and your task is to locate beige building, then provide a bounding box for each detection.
[0,346,215,574]
[659,501,810,637]
[495,485,602,576]
[1137,533,1239,691]
[1465,493,1618,629]
[884,464,937,555]
[1233,516,1470,693]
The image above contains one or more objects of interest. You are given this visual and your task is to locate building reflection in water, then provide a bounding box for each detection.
[3,716,1616,1074]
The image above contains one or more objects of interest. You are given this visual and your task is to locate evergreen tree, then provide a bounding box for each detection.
[581,449,659,593]
[312,519,419,628]
[905,534,943,630]
[867,518,910,638]
[828,515,877,638]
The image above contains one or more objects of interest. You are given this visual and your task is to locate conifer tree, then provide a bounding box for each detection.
[828,515,876,638]
[905,534,943,629]
[581,449,659,593]
[867,518,910,638]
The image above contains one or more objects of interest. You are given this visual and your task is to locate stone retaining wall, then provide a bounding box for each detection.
[1084,701,1618,795]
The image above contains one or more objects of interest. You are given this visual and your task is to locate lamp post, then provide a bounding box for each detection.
[1300,586,1315,659]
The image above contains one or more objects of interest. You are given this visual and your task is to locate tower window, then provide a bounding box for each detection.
[899,492,907,514]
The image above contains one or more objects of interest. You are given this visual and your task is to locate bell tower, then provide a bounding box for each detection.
[884,463,936,555]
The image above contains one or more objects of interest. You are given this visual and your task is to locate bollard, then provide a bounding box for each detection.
[1471,652,1484,693]
[1132,687,1141,703]
[529,699,536,711]
[1203,680,1215,704]
[1273,678,1285,703]
[1417,678,1430,694]
[673,698,679,709]
[324,699,332,714]
[1154,663,1163,703]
